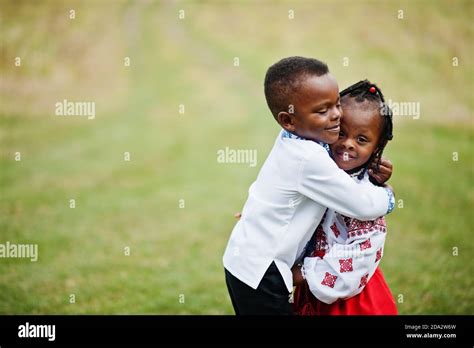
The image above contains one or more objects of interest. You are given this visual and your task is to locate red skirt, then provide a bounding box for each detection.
[293,267,398,315]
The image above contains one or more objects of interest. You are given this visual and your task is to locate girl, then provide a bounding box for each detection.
[292,80,398,315]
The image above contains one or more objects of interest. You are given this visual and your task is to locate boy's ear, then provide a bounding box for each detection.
[277,111,296,133]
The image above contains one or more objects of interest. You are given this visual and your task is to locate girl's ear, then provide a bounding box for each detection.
[277,111,296,133]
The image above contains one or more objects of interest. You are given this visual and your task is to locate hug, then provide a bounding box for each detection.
[223,56,397,315]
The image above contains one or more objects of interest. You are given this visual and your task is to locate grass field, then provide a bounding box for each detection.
[1,0,473,314]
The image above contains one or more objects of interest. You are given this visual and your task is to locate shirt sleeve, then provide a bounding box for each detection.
[297,147,394,220]
[302,220,387,304]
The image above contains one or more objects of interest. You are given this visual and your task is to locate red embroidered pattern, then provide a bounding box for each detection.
[321,272,338,288]
[375,248,382,262]
[330,223,341,238]
[310,225,328,258]
[343,216,386,239]
[339,258,353,273]
[360,238,372,251]
[359,274,369,288]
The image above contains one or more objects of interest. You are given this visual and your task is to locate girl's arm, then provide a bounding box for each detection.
[301,220,387,304]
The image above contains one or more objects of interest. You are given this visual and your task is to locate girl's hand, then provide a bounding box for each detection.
[291,265,305,286]
[369,157,393,184]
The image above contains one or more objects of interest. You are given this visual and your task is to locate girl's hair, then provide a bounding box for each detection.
[340,80,394,181]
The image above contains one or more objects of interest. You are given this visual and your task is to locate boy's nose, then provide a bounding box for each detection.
[330,106,342,120]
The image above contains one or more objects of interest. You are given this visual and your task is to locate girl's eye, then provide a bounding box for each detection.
[316,110,328,114]
[338,131,344,137]
[358,137,368,143]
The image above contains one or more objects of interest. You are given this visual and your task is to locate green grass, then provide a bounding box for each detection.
[0,0,472,314]
[383,123,473,314]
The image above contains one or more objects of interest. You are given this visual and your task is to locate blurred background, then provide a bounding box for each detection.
[0,0,472,314]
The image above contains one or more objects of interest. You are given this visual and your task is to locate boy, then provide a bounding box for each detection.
[223,57,395,315]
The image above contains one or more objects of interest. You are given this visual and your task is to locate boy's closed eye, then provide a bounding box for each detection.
[313,106,329,114]
[313,97,341,115]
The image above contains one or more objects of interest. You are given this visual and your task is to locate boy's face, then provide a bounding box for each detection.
[278,73,342,144]
[330,99,382,171]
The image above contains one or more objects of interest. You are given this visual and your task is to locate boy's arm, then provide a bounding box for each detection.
[298,148,395,220]
[301,224,387,304]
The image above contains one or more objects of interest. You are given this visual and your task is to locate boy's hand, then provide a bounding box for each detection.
[291,265,305,287]
[234,212,242,219]
[369,157,393,184]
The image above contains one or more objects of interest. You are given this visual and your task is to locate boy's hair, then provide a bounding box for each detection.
[264,56,329,119]
[340,80,394,181]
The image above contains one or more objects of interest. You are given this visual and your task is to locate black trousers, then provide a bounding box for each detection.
[225,262,293,315]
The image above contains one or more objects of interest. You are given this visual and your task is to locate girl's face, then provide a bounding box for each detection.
[330,99,382,171]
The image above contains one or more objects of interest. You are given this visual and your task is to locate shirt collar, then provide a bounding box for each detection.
[281,130,331,154]
[348,167,367,179]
